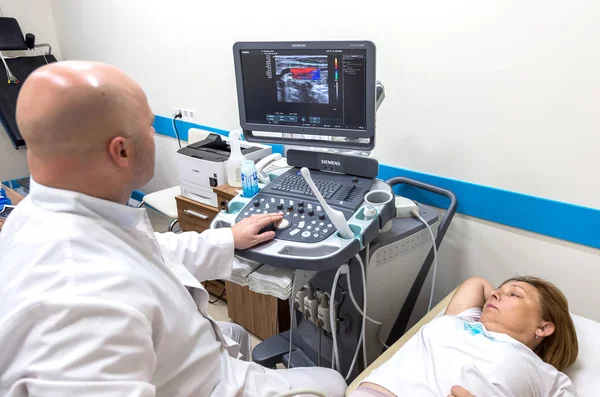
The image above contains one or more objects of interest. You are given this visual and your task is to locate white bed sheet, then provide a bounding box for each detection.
[564,314,600,397]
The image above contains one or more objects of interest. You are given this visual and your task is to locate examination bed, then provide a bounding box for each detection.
[347,291,600,396]
[0,17,57,148]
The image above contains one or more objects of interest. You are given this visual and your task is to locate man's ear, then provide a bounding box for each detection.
[108,137,130,168]
[537,322,555,338]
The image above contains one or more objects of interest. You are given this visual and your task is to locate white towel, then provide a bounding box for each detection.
[230,256,262,287]
[248,264,295,300]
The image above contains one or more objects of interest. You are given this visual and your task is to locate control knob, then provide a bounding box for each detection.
[318,213,325,220]
[274,218,291,230]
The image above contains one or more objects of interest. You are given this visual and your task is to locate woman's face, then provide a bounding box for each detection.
[480,281,551,344]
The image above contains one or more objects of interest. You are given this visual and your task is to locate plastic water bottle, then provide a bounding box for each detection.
[226,130,246,188]
[241,160,259,198]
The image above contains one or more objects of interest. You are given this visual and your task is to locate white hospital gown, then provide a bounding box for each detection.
[363,308,577,397]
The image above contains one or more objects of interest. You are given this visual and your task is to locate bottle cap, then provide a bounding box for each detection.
[363,205,378,218]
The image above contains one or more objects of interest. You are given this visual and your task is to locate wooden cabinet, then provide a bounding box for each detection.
[176,185,289,340]
[176,195,225,299]
[224,281,288,341]
[176,196,219,233]
[215,184,239,212]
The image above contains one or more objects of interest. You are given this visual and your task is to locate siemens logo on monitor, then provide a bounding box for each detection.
[291,44,307,47]
[321,159,341,167]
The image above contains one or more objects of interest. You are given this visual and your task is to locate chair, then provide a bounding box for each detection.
[137,186,181,232]
[0,17,56,149]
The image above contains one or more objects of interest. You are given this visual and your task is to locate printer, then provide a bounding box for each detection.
[177,133,272,207]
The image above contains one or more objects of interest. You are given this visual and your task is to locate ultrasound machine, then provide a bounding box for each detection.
[210,41,457,381]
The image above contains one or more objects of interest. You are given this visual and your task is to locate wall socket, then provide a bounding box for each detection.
[172,107,197,123]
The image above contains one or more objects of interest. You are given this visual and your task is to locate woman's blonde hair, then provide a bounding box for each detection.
[502,276,578,371]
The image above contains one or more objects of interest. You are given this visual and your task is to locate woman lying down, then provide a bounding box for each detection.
[351,276,579,397]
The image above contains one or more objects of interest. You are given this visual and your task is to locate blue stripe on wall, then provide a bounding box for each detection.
[153,115,285,156]
[153,116,600,250]
[153,116,230,141]
[1,179,20,189]
[378,165,600,250]
[2,181,151,205]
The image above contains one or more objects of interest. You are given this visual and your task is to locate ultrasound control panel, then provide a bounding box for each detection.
[236,194,354,244]
[212,170,395,270]
[234,168,374,243]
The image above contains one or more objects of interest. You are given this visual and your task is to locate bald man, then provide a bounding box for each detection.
[0,61,347,397]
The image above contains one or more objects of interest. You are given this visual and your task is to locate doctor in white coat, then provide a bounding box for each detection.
[0,61,347,397]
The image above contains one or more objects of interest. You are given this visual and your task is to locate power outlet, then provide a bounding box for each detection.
[172,107,197,123]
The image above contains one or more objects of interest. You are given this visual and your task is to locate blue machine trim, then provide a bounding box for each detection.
[152,116,599,250]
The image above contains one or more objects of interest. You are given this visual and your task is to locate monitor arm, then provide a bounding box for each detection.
[376,80,385,111]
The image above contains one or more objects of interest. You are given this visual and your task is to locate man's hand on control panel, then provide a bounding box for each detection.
[231,213,285,250]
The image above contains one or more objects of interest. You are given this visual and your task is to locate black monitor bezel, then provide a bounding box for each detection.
[233,41,376,149]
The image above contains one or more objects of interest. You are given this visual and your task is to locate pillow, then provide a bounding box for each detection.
[563,314,600,397]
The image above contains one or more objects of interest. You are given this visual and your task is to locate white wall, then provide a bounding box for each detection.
[50,0,600,319]
[436,213,599,320]
[0,0,62,182]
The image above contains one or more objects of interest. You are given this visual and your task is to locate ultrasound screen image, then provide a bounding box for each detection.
[238,46,368,131]
[275,55,329,104]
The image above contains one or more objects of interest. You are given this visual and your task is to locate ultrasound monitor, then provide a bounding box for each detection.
[233,41,377,150]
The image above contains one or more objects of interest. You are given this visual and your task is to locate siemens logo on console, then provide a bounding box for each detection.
[321,159,341,167]
[291,44,307,47]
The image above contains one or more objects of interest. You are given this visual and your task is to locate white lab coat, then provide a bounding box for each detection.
[0,179,309,397]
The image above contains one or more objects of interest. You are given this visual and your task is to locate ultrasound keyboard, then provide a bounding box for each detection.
[234,168,374,244]
[271,174,342,199]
